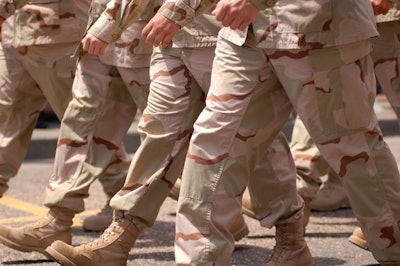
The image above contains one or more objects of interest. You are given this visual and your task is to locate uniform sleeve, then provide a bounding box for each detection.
[87,0,151,44]
[0,0,29,20]
[159,0,213,28]
[87,0,111,28]
[250,0,277,10]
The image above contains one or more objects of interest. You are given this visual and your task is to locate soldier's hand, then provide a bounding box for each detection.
[212,0,259,30]
[142,12,180,48]
[371,0,393,15]
[81,33,107,56]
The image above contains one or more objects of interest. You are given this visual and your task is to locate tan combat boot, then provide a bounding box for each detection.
[46,211,140,266]
[83,198,113,232]
[264,218,314,266]
[348,227,368,250]
[0,207,74,256]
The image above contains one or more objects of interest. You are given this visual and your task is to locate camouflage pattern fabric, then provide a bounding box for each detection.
[290,116,330,200]
[175,2,400,260]
[270,40,400,264]
[372,20,400,119]
[110,46,214,231]
[291,11,400,202]
[44,0,162,212]
[0,43,77,196]
[0,0,91,196]
[45,53,150,213]
[174,30,303,264]
[1,0,89,48]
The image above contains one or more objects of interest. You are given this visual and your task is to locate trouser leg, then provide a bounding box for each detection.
[110,47,213,230]
[175,34,297,265]
[0,43,76,195]
[371,21,400,120]
[45,54,143,213]
[269,40,400,263]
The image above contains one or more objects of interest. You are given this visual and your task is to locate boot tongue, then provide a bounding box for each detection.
[90,217,125,247]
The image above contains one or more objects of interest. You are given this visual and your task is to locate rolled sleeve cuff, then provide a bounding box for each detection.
[250,0,277,10]
[160,0,195,28]
[87,13,122,44]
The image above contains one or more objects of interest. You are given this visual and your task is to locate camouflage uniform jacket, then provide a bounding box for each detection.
[0,0,90,48]
[221,0,380,49]
[165,0,379,50]
[85,0,161,67]
[86,0,220,51]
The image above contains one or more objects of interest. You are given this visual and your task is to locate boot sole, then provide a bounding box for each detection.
[241,207,257,220]
[46,246,78,266]
[348,234,369,250]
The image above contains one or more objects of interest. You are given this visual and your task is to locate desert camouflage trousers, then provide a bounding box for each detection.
[291,115,340,200]
[45,53,150,213]
[175,29,400,265]
[110,45,302,237]
[175,33,304,265]
[372,20,400,119]
[291,20,400,201]
[110,46,213,230]
[0,43,77,197]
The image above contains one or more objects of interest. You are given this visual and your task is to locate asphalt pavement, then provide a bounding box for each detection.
[1,96,399,266]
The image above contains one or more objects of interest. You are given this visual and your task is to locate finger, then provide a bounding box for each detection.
[153,34,165,47]
[237,20,249,31]
[142,23,151,38]
[221,16,235,28]
[98,45,106,56]
[88,44,97,55]
[81,38,90,51]
[145,29,158,45]
[229,18,244,30]
[213,5,226,22]
[93,45,101,56]
[159,34,173,48]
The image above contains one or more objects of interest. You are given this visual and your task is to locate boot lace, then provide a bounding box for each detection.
[266,224,289,264]
[83,216,124,248]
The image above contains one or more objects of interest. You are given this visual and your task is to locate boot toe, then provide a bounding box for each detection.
[47,240,89,266]
[0,224,39,253]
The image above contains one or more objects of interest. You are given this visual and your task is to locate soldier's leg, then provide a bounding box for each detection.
[0,43,78,255]
[175,33,309,265]
[291,115,349,227]
[290,115,328,214]
[45,54,139,214]
[371,21,400,120]
[269,40,400,264]
[44,46,216,266]
[0,43,76,197]
[81,65,150,231]
[21,43,78,119]
[346,21,400,255]
[110,47,212,230]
